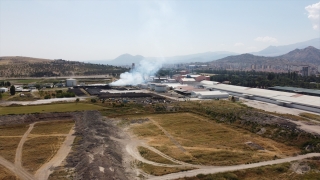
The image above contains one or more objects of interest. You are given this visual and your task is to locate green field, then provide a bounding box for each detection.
[0,103,104,115]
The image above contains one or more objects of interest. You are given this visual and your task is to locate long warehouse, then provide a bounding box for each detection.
[201,81,320,113]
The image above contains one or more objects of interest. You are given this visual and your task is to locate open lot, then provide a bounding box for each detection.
[0,164,18,180]
[130,113,300,166]
[0,137,21,163]
[22,136,66,172]
[31,120,74,135]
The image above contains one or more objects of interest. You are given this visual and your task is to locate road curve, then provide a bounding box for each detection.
[0,155,35,180]
[15,123,36,168]
[147,153,320,180]
[35,126,76,180]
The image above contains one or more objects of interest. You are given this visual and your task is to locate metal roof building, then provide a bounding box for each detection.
[268,86,320,97]
[201,81,320,113]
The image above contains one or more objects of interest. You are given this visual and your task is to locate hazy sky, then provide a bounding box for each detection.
[0,0,319,61]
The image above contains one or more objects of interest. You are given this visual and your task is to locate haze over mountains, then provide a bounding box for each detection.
[215,46,320,65]
[105,51,238,66]
[100,38,320,66]
[251,38,320,56]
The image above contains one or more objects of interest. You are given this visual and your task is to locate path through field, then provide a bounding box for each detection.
[35,126,75,180]
[0,121,75,180]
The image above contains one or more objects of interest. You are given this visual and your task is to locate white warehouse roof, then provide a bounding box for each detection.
[201,82,320,110]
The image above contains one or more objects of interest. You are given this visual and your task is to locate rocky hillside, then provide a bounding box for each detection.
[215,46,320,65]
[0,56,128,77]
[277,46,320,64]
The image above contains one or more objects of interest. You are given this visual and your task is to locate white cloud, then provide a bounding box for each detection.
[254,36,278,43]
[234,43,244,46]
[305,2,320,30]
[219,43,226,46]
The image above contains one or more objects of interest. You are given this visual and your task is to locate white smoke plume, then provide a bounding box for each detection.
[110,58,164,86]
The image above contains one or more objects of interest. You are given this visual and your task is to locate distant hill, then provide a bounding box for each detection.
[105,54,145,66]
[215,46,320,65]
[103,51,238,66]
[215,54,289,64]
[252,38,320,56]
[0,56,127,77]
[277,46,320,64]
[0,56,51,65]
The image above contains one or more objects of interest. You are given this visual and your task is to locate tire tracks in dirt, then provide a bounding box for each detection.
[34,126,76,180]
[15,122,36,168]
[147,153,320,180]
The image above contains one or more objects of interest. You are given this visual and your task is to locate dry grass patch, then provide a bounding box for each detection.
[138,146,177,165]
[300,112,320,122]
[0,165,19,180]
[0,137,21,162]
[130,113,300,166]
[136,161,194,176]
[31,120,74,135]
[0,124,29,136]
[22,136,66,172]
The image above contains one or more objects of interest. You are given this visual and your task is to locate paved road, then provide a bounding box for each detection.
[148,153,320,180]
[35,126,76,180]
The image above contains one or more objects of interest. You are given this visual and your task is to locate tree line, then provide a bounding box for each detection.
[0,81,11,87]
[196,70,320,89]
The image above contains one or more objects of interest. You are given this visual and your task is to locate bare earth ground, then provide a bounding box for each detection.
[0,111,319,180]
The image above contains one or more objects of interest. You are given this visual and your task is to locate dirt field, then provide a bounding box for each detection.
[22,136,66,172]
[0,164,19,180]
[31,120,74,134]
[130,113,300,166]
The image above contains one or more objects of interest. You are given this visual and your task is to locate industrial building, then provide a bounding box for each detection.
[268,86,320,97]
[191,91,229,99]
[154,84,167,92]
[66,79,77,87]
[201,81,320,113]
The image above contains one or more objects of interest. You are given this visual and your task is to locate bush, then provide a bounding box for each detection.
[44,95,51,99]
[91,98,97,103]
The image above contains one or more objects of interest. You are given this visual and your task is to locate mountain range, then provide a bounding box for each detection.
[215,46,320,65]
[104,51,238,66]
[100,38,319,66]
[251,38,319,56]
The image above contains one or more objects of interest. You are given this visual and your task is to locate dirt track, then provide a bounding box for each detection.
[147,153,320,180]
[0,155,35,180]
[15,123,35,168]
[35,126,76,180]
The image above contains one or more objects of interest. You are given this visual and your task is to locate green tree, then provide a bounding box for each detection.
[10,85,15,95]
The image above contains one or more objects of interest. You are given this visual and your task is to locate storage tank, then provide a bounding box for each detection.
[155,85,167,92]
[66,78,77,87]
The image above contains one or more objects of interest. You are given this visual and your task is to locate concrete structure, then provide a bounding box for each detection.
[302,66,310,76]
[180,78,196,85]
[149,83,156,90]
[66,79,77,87]
[201,81,320,113]
[0,87,8,92]
[191,91,229,99]
[155,84,167,92]
[139,84,148,89]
